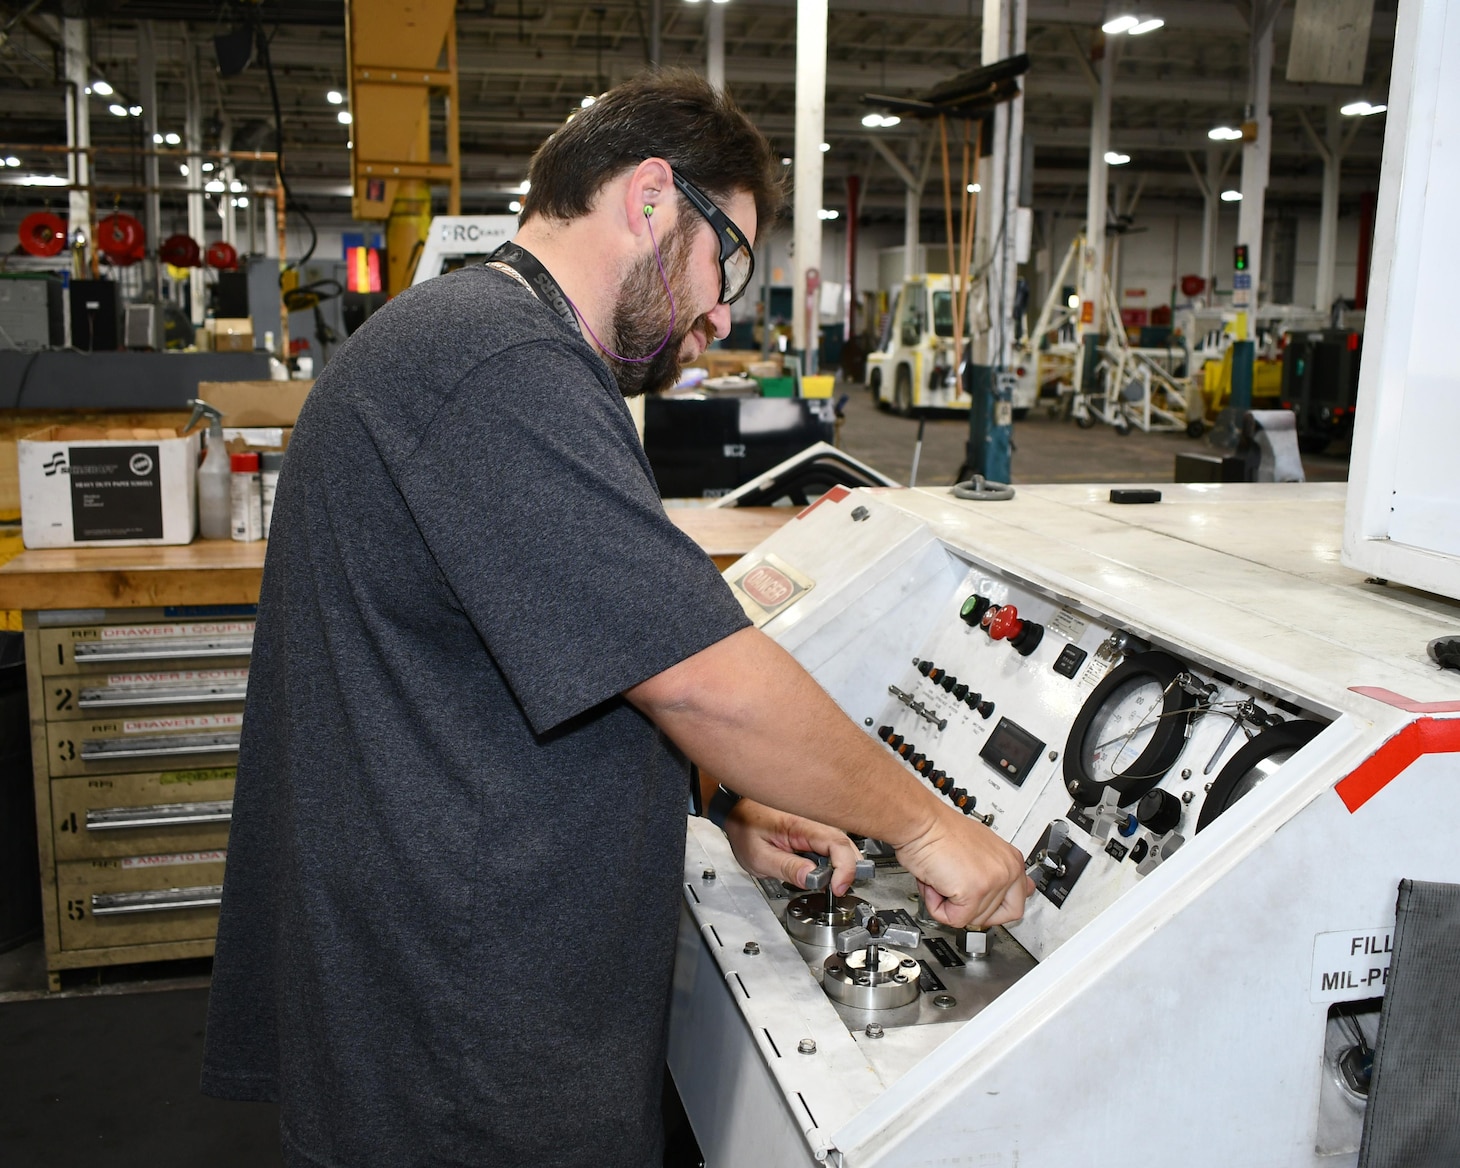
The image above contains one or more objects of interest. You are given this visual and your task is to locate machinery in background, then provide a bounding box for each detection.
[671,482,1460,1167]
[1281,329,1362,452]
[866,274,973,416]
[709,442,898,509]
[408,216,518,287]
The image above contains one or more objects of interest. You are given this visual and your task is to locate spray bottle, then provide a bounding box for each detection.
[185,398,231,540]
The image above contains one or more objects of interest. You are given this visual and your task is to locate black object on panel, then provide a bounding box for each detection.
[643,397,835,499]
[69,279,122,352]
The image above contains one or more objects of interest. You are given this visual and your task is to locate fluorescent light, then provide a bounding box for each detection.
[3,156,18,167]
[201,162,215,172]
[966,183,981,193]
[862,113,883,127]
[1129,18,1164,34]
[509,199,522,213]
[337,110,353,125]
[1102,15,1138,34]
[327,90,344,104]
[205,179,225,193]
[882,115,900,127]
[179,164,189,177]
[236,196,249,207]
[109,103,128,117]
[165,132,181,145]
[818,208,839,220]
[518,179,531,193]
[1104,151,1131,165]
[821,142,831,151]
[129,105,143,116]
[580,95,597,108]
[1220,189,1242,202]
[92,79,114,96]
[230,180,246,193]
[152,133,164,144]
[1341,100,1386,117]
[20,175,68,186]
[781,157,792,166]
[1208,125,1243,141]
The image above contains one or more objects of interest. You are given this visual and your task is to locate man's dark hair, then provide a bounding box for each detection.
[520,69,783,234]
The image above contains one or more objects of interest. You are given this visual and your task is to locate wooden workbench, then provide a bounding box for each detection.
[0,505,796,610]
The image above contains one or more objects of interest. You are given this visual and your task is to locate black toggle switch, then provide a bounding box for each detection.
[1136,788,1182,835]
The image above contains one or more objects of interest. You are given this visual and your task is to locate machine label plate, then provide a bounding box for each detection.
[728,554,815,627]
[1047,607,1089,643]
[1311,927,1395,1002]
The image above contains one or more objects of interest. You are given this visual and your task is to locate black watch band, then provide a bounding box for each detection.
[706,786,742,830]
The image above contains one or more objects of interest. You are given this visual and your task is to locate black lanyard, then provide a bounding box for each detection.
[486,242,578,331]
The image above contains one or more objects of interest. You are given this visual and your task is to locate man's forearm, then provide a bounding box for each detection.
[627,627,944,848]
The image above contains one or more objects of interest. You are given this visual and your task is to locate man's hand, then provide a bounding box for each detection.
[894,807,1033,929]
[723,799,864,895]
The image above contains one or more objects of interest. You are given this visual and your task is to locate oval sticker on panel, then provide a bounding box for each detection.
[729,553,815,627]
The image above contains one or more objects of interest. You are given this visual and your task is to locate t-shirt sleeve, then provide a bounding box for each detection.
[394,339,751,735]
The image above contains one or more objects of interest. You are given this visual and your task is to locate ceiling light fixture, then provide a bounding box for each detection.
[4,156,19,167]
[338,110,353,125]
[1220,189,1243,202]
[966,183,982,193]
[861,113,901,128]
[1104,151,1131,165]
[109,103,128,117]
[21,175,68,186]
[1208,125,1243,141]
[509,199,522,213]
[1129,18,1164,34]
[1101,15,1139,34]
[1340,100,1387,117]
[818,208,839,220]
[179,164,189,177]
[165,132,181,145]
[780,156,792,166]
[518,179,531,194]
[580,95,597,107]
[205,179,226,193]
[820,142,831,152]
[327,90,344,104]
[201,162,215,172]
[92,79,114,96]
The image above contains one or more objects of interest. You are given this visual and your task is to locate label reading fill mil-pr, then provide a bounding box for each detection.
[68,446,163,540]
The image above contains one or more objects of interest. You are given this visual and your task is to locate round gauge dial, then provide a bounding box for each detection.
[1064,651,1198,805]
[1196,719,1325,832]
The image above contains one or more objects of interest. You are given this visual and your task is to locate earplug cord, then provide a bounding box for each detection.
[561,206,677,364]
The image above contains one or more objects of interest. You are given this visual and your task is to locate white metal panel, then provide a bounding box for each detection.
[1343,0,1460,597]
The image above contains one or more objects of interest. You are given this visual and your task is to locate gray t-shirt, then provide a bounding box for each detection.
[201,265,750,1168]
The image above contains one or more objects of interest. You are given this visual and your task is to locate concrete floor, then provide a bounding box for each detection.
[832,382,1351,488]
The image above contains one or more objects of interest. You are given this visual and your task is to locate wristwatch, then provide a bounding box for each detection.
[706,785,742,830]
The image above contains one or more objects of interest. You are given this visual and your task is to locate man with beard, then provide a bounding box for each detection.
[202,70,1029,1167]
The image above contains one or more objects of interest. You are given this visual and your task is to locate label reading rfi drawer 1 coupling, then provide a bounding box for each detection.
[1310,927,1394,1002]
[94,621,255,641]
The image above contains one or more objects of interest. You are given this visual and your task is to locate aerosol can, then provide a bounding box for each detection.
[185,398,231,540]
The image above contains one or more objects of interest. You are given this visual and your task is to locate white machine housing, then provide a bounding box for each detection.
[670,481,1460,1167]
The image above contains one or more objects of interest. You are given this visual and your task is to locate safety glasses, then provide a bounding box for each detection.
[672,172,756,305]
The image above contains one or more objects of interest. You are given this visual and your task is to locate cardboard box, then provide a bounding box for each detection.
[209,318,254,353]
[18,425,199,548]
[196,380,313,427]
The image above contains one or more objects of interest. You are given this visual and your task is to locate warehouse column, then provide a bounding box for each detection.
[706,3,725,91]
[981,0,1027,369]
[138,22,162,301]
[792,0,827,374]
[1078,36,1112,345]
[1310,101,1346,313]
[649,0,662,68]
[904,136,921,279]
[1236,1,1281,322]
[845,173,859,342]
[184,32,207,326]
[62,18,90,251]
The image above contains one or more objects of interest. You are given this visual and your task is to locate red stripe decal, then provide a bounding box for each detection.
[796,484,852,520]
[1335,717,1460,813]
[1349,686,1460,713]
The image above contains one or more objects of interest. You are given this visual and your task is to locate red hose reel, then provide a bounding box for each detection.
[96,213,147,266]
[18,211,67,257]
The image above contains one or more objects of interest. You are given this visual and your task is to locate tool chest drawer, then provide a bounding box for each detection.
[23,606,256,985]
[50,768,235,860]
[37,617,255,676]
[56,851,226,951]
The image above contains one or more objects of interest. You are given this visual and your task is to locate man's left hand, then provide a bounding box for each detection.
[722,799,863,894]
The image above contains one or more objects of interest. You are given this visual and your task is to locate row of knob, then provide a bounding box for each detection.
[913,659,995,718]
[876,726,989,820]
[960,594,1045,657]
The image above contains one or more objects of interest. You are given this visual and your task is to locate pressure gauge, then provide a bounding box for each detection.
[1064,651,1199,805]
[1196,719,1325,832]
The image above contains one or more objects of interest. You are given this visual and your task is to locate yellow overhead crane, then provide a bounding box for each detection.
[345,0,462,296]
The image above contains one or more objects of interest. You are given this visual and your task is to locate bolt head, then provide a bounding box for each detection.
[901,957,918,968]
[864,1023,885,1039]
[743,941,760,955]
[789,905,806,917]
[933,993,957,1009]
[798,1038,817,1055]
[701,867,716,881]
[1181,768,1192,780]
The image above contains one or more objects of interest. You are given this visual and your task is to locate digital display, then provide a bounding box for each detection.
[978,716,1047,787]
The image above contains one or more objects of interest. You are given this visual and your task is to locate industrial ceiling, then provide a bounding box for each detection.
[0,0,1396,229]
